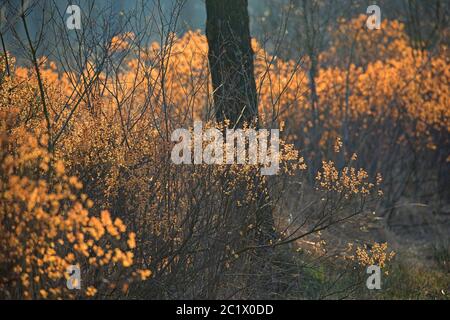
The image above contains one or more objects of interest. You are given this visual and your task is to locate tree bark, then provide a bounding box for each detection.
[205,0,258,128]
[205,0,277,241]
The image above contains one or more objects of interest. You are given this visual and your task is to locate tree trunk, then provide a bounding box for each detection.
[205,1,278,297]
[205,0,258,128]
[205,0,277,242]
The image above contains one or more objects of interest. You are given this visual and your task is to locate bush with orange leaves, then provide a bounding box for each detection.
[0,70,151,299]
[2,51,313,299]
[346,242,396,271]
[285,15,449,208]
[1,12,446,298]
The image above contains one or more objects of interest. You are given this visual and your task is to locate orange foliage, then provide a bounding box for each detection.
[1,15,447,299]
[0,62,151,299]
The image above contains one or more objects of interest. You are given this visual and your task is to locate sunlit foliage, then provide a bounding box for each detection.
[0,13,447,299]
